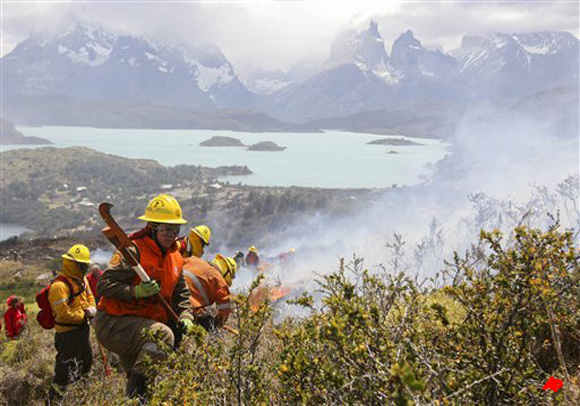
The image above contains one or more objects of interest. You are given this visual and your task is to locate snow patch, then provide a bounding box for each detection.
[374,66,399,84]
[520,43,554,55]
[195,63,234,92]
[63,43,111,66]
[249,78,292,93]
[490,37,508,49]
[457,49,488,74]
[145,51,160,62]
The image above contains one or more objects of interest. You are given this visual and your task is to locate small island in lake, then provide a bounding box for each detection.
[200,136,245,147]
[367,137,422,146]
[247,141,286,151]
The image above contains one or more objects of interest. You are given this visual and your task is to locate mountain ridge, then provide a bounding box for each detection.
[2,20,577,126]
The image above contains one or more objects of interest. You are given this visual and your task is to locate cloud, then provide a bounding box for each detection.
[1,1,578,70]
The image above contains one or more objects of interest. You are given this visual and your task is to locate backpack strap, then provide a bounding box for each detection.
[54,275,85,304]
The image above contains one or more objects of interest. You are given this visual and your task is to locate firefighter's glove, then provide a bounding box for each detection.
[181,318,195,335]
[84,306,97,319]
[134,280,160,299]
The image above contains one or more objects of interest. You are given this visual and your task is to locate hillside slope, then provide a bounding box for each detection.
[0,118,51,145]
[0,147,381,247]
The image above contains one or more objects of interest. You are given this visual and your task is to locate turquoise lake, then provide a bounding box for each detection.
[8,126,449,189]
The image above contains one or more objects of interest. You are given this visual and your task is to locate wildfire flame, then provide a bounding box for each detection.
[250,284,293,311]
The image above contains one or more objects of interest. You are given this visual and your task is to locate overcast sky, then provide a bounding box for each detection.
[1,0,578,71]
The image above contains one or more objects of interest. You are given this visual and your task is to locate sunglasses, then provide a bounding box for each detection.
[157,225,181,237]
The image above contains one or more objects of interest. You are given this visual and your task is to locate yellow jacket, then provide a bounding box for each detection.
[48,259,95,333]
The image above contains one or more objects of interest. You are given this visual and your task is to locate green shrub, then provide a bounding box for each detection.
[0,222,578,405]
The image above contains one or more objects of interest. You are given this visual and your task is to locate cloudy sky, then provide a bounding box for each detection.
[1,0,578,71]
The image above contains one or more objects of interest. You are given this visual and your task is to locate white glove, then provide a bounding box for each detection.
[84,306,97,319]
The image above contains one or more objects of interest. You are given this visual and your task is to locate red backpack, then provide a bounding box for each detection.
[36,276,84,329]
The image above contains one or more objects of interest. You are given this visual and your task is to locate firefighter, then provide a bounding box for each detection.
[4,295,27,339]
[95,194,195,402]
[182,253,237,332]
[278,248,296,264]
[233,251,245,268]
[187,225,211,258]
[245,246,260,269]
[86,264,103,304]
[48,244,96,402]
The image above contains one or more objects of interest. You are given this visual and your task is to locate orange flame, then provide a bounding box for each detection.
[249,285,293,311]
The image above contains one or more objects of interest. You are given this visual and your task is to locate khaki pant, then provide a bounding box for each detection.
[94,310,174,376]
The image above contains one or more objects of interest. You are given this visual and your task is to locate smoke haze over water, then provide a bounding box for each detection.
[230,101,579,297]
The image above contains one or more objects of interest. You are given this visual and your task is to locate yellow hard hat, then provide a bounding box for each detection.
[62,244,92,264]
[138,194,187,224]
[248,246,258,254]
[190,225,211,245]
[214,254,237,286]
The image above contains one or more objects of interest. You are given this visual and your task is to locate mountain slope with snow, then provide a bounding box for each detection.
[450,31,579,99]
[2,21,256,110]
[2,20,577,125]
[256,24,577,122]
[256,22,465,122]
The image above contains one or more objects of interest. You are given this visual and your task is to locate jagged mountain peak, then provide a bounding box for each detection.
[188,42,230,68]
[28,18,120,46]
[389,28,459,81]
[450,30,578,99]
[512,31,578,54]
[367,19,381,38]
[327,20,389,74]
[57,19,107,37]
[459,31,578,53]
[395,29,420,45]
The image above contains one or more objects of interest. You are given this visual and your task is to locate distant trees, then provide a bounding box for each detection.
[1,148,253,234]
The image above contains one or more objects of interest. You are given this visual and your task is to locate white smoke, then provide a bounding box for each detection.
[91,248,114,268]
[226,100,579,302]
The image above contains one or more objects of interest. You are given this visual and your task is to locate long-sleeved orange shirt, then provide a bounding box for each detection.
[182,256,232,325]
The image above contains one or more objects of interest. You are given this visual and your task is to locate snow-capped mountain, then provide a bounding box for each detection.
[451,31,579,99]
[327,20,390,76]
[388,30,461,102]
[390,30,458,82]
[257,22,463,122]
[2,21,255,109]
[2,20,577,124]
[257,22,578,122]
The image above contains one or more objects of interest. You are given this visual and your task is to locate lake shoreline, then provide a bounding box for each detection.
[8,126,449,189]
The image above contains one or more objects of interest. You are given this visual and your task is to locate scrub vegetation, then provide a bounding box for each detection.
[0,146,381,248]
[0,147,250,235]
[1,221,578,405]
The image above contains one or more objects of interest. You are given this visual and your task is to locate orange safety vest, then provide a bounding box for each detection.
[100,236,183,323]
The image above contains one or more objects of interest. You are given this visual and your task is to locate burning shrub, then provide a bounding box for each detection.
[149,274,278,405]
